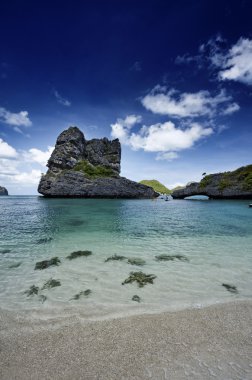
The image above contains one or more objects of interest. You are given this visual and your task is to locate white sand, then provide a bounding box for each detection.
[0,301,252,380]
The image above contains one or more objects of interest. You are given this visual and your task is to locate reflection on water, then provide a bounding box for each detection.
[0,196,252,319]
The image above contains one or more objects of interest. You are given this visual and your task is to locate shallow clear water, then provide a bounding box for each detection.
[0,196,252,319]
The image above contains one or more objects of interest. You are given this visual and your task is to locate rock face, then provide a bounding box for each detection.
[38,126,158,198]
[172,165,252,199]
[0,186,8,196]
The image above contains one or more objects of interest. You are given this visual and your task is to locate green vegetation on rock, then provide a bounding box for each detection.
[74,160,115,178]
[66,250,92,260]
[139,180,171,194]
[200,165,252,192]
[199,175,212,189]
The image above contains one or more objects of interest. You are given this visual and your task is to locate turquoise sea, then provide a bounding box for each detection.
[0,196,252,320]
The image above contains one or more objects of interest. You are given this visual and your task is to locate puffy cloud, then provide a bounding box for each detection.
[217,38,252,85]
[54,90,71,106]
[0,140,54,187]
[24,146,54,166]
[129,122,213,152]
[0,158,19,176]
[111,116,213,160]
[11,169,42,185]
[0,138,18,158]
[0,107,32,127]
[141,87,238,118]
[111,114,142,143]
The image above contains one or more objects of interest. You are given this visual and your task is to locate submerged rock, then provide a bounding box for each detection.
[9,262,22,269]
[132,295,141,303]
[66,219,86,227]
[38,295,47,303]
[0,186,8,196]
[172,165,252,199]
[127,258,146,266]
[71,289,92,300]
[36,237,53,244]
[42,278,61,290]
[35,257,61,270]
[122,271,156,287]
[0,249,11,254]
[155,254,189,262]
[105,254,127,262]
[38,126,158,198]
[222,283,238,294]
[66,250,92,260]
[24,285,39,296]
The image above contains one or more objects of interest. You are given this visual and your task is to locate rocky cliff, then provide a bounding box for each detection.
[0,186,8,196]
[172,165,252,199]
[38,126,158,198]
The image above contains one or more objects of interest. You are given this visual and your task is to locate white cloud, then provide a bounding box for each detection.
[111,114,142,143]
[54,90,71,106]
[111,117,213,160]
[141,87,237,118]
[129,121,213,152]
[221,102,240,115]
[0,138,18,158]
[0,140,54,189]
[0,158,19,176]
[0,107,32,127]
[156,152,179,161]
[217,38,252,85]
[24,146,54,166]
[178,36,252,86]
[11,169,42,185]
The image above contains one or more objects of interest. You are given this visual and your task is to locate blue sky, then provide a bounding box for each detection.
[0,0,252,194]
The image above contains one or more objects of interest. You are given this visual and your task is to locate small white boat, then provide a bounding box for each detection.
[249,204,252,208]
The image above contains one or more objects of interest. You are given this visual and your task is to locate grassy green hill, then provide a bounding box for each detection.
[139,180,171,194]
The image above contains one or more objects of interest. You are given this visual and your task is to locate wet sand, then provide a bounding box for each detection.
[0,301,252,380]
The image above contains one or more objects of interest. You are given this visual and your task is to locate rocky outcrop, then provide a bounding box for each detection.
[0,186,8,196]
[172,165,252,199]
[38,126,158,198]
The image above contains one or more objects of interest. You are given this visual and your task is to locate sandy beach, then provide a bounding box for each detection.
[0,301,251,380]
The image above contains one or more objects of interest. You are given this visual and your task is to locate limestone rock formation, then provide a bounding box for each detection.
[0,186,8,196]
[38,126,158,198]
[172,165,252,199]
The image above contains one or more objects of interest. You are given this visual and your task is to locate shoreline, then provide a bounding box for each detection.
[1,300,251,379]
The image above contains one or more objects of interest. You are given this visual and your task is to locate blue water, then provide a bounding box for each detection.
[0,196,252,319]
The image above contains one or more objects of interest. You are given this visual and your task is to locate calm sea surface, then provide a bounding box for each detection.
[0,196,252,320]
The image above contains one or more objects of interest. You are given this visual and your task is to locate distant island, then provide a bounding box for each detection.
[0,186,8,196]
[38,126,158,198]
[172,165,252,199]
[139,180,171,194]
